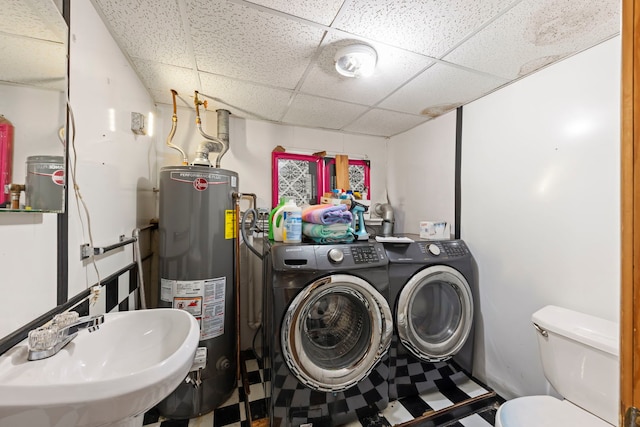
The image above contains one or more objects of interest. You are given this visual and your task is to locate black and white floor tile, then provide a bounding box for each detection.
[142,380,250,427]
[143,350,503,427]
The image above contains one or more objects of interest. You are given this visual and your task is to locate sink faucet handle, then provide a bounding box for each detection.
[52,311,80,329]
[28,326,59,351]
[87,315,104,332]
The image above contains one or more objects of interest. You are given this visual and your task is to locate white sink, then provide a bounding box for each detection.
[0,308,200,427]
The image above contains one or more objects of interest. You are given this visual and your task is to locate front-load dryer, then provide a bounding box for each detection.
[263,241,392,427]
[382,237,478,401]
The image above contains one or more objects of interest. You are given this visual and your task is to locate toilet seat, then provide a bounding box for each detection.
[495,395,613,427]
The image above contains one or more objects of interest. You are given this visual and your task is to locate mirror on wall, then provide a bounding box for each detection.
[0,0,67,213]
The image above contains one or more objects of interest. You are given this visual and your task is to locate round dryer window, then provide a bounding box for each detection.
[281,274,392,392]
[396,265,473,363]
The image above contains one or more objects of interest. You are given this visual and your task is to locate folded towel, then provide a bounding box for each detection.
[302,223,352,238]
[307,234,355,244]
[302,204,353,225]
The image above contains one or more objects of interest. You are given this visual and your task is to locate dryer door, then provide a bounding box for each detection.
[281,274,392,392]
[396,265,473,363]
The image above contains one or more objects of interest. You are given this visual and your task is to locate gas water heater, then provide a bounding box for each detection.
[156,165,238,418]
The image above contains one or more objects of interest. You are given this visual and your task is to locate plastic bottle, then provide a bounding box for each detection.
[268,197,287,241]
[282,200,302,244]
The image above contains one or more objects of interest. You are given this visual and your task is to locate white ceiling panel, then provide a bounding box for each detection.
[380,63,508,116]
[132,59,199,98]
[0,35,66,90]
[1,0,65,41]
[92,0,192,67]
[343,108,430,137]
[443,0,621,80]
[300,34,433,106]
[186,0,325,89]
[78,0,621,138]
[199,72,293,121]
[283,94,369,130]
[333,0,521,58]
[240,0,345,25]
[148,88,193,110]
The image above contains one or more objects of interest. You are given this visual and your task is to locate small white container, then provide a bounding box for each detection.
[282,200,302,243]
[419,221,450,240]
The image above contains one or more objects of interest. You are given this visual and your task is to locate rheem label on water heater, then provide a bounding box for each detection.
[160,277,226,340]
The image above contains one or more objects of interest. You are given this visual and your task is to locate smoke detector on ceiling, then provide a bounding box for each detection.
[334,44,377,78]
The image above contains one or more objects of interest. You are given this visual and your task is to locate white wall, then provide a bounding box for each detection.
[460,37,621,399]
[387,110,457,235]
[66,0,158,302]
[0,85,66,338]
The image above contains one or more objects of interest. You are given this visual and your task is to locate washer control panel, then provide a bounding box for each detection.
[327,248,345,263]
[316,242,388,269]
[272,241,388,270]
[385,239,470,263]
[350,245,383,264]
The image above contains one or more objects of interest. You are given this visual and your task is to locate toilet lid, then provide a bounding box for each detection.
[496,396,613,427]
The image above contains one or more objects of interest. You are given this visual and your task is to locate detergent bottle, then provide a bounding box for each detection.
[270,197,291,242]
[282,199,302,244]
[268,197,287,241]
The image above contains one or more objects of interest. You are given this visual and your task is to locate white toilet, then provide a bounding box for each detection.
[495,305,619,427]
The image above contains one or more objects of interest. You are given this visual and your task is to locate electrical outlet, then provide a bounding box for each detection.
[131,112,146,135]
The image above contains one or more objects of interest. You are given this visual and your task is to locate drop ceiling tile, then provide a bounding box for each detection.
[131,59,199,101]
[343,109,430,138]
[92,0,192,67]
[283,94,369,130]
[379,62,507,116]
[0,35,66,90]
[300,34,433,106]
[333,0,518,58]
[241,0,344,25]
[199,72,293,121]
[1,0,66,41]
[186,0,326,88]
[443,0,621,80]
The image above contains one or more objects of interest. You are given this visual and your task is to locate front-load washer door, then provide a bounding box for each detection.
[396,265,473,363]
[281,274,392,392]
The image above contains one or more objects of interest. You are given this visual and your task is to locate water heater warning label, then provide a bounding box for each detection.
[160,277,226,340]
[225,210,236,239]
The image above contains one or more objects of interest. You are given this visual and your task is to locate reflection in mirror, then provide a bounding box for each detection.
[0,0,67,213]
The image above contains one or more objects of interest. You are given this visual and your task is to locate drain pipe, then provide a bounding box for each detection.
[374,203,395,236]
[166,89,188,165]
[232,192,261,380]
[132,228,147,309]
[238,193,262,331]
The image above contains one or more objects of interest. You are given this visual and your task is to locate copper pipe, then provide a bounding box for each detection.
[9,184,24,209]
[166,89,188,165]
[233,192,242,382]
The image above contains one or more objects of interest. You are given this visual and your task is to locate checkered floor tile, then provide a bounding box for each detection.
[144,350,503,427]
[142,379,250,427]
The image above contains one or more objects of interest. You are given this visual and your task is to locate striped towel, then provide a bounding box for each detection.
[307,235,355,244]
[302,223,352,239]
[302,204,353,225]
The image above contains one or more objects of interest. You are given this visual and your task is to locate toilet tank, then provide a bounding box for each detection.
[532,305,619,425]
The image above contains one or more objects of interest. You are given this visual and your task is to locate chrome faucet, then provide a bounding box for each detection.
[27,312,104,361]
